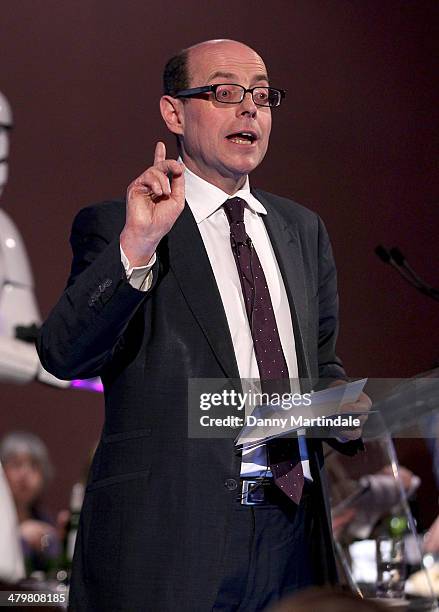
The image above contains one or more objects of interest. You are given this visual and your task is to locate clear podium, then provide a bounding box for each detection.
[325,374,439,610]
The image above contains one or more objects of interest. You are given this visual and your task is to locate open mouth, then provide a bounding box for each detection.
[226,131,257,145]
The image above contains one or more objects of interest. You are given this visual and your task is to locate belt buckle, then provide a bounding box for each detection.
[241,478,269,506]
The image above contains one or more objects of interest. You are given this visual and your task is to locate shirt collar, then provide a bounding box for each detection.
[182,162,267,224]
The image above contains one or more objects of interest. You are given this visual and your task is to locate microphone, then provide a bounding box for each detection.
[375,245,439,302]
[390,247,439,298]
[375,245,391,264]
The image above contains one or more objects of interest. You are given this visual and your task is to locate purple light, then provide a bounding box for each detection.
[71,378,104,393]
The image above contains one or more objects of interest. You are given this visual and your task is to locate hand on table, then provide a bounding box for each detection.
[380,465,416,491]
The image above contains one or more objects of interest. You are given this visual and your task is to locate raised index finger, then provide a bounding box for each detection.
[154,141,166,165]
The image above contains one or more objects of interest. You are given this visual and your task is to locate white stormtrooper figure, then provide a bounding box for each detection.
[0,91,69,385]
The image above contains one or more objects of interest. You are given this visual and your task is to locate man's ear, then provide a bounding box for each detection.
[160,95,184,136]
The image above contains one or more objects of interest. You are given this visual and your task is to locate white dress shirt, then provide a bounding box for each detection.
[120,165,311,479]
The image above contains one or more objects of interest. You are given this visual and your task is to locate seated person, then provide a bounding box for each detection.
[0,432,61,575]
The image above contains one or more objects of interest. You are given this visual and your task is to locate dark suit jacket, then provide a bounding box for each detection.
[37,189,360,611]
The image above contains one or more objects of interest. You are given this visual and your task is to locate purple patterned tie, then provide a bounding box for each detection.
[223,197,304,504]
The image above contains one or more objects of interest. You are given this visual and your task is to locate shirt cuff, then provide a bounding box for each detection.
[120,244,156,292]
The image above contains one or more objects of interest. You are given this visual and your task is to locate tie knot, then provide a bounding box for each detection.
[223,197,247,245]
[223,197,245,225]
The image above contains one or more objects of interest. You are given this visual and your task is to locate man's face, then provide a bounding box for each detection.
[178,41,272,190]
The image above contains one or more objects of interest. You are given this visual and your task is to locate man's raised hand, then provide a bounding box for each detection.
[120,142,185,266]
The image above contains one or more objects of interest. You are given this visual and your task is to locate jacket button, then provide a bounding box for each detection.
[224,478,238,491]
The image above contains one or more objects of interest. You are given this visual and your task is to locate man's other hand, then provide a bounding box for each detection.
[329,379,372,441]
[120,141,185,267]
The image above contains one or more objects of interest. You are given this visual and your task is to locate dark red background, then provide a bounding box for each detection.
[1,1,438,520]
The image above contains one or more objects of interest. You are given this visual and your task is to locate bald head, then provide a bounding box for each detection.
[186,40,268,88]
[163,39,268,96]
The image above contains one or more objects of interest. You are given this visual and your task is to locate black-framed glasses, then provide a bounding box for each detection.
[175,83,286,108]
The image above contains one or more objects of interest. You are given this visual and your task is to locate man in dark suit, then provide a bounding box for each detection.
[38,39,370,611]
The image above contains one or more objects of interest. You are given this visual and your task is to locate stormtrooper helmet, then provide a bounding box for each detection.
[0,91,13,198]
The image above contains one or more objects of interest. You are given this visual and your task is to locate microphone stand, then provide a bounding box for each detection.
[375,245,439,303]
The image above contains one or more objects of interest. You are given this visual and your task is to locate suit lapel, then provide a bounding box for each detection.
[252,189,311,381]
[165,203,240,381]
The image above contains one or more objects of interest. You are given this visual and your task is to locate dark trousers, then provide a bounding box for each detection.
[212,483,316,611]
